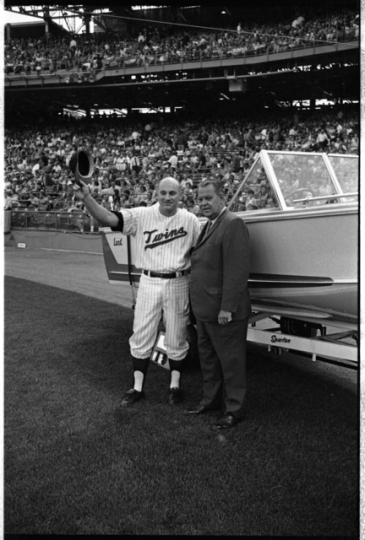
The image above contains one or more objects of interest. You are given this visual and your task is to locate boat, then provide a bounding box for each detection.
[99,150,359,366]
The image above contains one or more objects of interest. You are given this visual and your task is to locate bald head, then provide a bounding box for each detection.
[157,176,181,217]
[158,176,180,193]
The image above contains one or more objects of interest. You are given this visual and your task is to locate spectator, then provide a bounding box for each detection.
[187,198,200,216]
[38,190,50,211]
[316,128,329,149]
[4,104,359,222]
[5,9,358,80]
[4,190,14,209]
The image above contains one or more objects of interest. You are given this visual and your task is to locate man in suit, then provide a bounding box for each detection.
[184,179,251,430]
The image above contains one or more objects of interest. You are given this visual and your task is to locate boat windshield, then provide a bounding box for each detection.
[229,150,359,212]
[227,156,280,212]
[328,154,359,202]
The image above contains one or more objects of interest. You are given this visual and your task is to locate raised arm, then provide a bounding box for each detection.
[74,180,119,228]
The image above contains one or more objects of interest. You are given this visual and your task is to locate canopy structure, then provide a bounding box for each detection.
[229,151,359,212]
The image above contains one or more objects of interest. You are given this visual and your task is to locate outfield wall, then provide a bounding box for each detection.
[5,229,103,254]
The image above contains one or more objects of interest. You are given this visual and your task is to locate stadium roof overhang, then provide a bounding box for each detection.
[5,62,359,117]
[4,1,359,26]
[4,0,359,9]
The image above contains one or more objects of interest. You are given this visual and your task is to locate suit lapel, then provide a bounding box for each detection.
[197,208,227,246]
[196,220,210,245]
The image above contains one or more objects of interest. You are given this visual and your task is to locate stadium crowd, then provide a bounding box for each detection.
[4,10,359,75]
[4,107,359,230]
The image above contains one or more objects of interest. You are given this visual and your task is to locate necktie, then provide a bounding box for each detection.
[204,220,212,239]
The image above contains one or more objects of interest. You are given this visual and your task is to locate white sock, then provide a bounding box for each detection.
[170,370,181,389]
[133,371,145,392]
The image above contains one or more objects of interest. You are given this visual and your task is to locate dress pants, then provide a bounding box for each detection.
[196,318,248,419]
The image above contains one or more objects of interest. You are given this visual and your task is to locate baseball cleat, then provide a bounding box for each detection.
[168,387,183,405]
[121,388,145,407]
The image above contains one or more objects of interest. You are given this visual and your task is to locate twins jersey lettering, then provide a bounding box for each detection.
[115,203,201,272]
[112,203,201,361]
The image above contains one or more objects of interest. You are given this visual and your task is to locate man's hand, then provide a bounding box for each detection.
[73,179,91,202]
[72,180,119,229]
[218,310,232,325]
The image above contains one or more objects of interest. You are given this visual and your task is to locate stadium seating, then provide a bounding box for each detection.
[4,6,359,231]
[4,10,359,78]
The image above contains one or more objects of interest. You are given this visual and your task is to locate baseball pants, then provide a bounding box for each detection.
[130,273,190,361]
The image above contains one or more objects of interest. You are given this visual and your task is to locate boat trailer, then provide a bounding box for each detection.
[150,311,358,371]
[247,309,358,369]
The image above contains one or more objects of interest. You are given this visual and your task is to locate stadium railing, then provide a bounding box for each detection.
[10,211,99,233]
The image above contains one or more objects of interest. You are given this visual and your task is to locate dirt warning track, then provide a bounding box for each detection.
[5,246,135,308]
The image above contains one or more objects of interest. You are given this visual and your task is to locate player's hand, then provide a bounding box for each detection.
[73,179,91,201]
[218,310,232,325]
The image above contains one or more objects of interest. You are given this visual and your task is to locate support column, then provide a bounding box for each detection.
[84,13,91,35]
[43,7,50,38]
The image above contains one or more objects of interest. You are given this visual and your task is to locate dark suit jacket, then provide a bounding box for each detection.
[190,208,251,322]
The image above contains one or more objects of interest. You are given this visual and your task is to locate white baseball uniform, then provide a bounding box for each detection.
[111,204,201,361]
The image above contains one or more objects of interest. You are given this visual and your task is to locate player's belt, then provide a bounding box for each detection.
[143,269,191,279]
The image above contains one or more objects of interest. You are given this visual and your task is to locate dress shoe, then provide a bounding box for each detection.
[168,387,183,405]
[210,413,239,431]
[121,388,145,407]
[183,404,219,415]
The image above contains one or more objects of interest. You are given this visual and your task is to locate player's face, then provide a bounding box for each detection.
[158,179,180,216]
[198,184,225,220]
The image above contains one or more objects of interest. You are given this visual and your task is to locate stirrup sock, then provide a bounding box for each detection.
[169,359,182,389]
[132,356,149,392]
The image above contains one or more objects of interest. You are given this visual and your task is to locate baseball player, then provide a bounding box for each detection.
[74,176,201,406]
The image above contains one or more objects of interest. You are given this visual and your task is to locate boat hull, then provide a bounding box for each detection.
[239,204,358,323]
[101,203,358,325]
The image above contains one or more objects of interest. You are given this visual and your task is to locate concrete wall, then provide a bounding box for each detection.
[5,229,103,254]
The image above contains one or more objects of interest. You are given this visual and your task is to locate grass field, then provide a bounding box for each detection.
[4,276,359,535]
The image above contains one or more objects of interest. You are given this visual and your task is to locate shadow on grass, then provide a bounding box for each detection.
[5,277,359,536]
